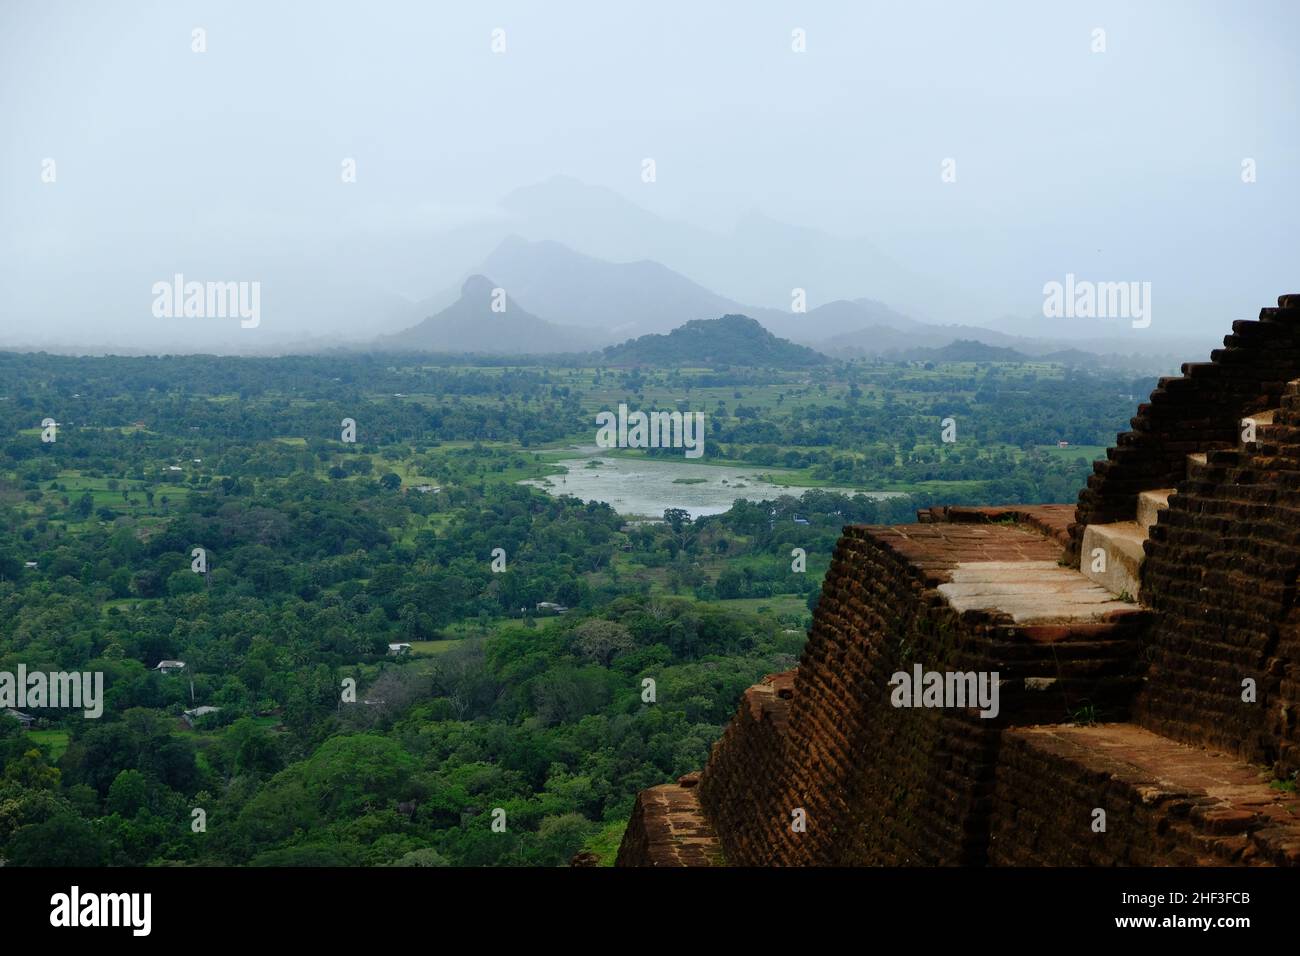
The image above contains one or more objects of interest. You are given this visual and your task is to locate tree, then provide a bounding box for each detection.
[663,508,691,533]
[3,748,60,791]
[716,569,744,599]
[528,813,594,866]
[663,507,695,552]
[6,813,109,866]
[106,769,149,817]
[571,619,634,666]
[297,735,416,816]
[531,667,610,726]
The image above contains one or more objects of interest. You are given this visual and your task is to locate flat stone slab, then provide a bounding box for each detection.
[866,523,1066,572]
[938,560,1139,623]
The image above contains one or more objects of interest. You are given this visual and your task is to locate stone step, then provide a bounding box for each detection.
[1079,521,1146,600]
[989,723,1300,865]
[935,560,1139,624]
[1239,408,1279,446]
[1136,488,1174,532]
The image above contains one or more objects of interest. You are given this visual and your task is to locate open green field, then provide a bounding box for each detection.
[27,729,69,761]
[1036,443,1107,462]
[408,639,469,656]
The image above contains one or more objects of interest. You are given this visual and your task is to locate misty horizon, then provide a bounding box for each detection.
[2,0,1297,355]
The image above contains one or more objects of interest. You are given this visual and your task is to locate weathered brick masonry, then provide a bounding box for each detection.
[617,295,1300,867]
[1069,294,1300,557]
[1137,374,1300,772]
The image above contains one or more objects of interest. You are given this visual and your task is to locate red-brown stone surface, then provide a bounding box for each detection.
[615,295,1300,868]
[615,774,724,867]
[989,724,1300,866]
[1137,375,1300,772]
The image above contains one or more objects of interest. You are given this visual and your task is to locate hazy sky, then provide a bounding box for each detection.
[1,0,1296,351]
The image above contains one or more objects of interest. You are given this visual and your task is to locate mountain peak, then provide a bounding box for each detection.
[460,274,497,298]
[380,272,594,355]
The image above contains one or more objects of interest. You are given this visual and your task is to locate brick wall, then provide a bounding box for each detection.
[691,518,1148,865]
[1068,295,1300,562]
[1137,378,1300,771]
[695,670,796,865]
[989,726,1300,866]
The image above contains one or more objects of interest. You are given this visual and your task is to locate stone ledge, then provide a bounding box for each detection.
[917,504,1075,547]
[990,724,1300,866]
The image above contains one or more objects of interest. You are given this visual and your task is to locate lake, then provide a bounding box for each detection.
[521,446,905,519]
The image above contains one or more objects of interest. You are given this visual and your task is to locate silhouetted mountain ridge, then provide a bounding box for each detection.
[380,274,595,354]
[601,314,827,367]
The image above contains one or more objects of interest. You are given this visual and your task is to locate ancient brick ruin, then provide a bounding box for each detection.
[616,294,1300,867]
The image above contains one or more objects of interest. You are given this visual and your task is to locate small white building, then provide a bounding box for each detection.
[155,660,186,674]
[536,602,569,614]
[387,643,412,656]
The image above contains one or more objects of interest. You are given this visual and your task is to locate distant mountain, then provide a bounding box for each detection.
[380,275,595,354]
[413,236,743,342]
[414,236,950,346]
[752,298,925,343]
[499,176,721,275]
[820,318,1031,354]
[898,339,1031,363]
[409,238,1103,358]
[391,228,1192,371]
[601,314,827,368]
[494,176,972,318]
[1038,347,1101,367]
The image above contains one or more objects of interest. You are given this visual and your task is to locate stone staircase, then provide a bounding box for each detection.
[1079,406,1282,602]
[1005,396,1299,865]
